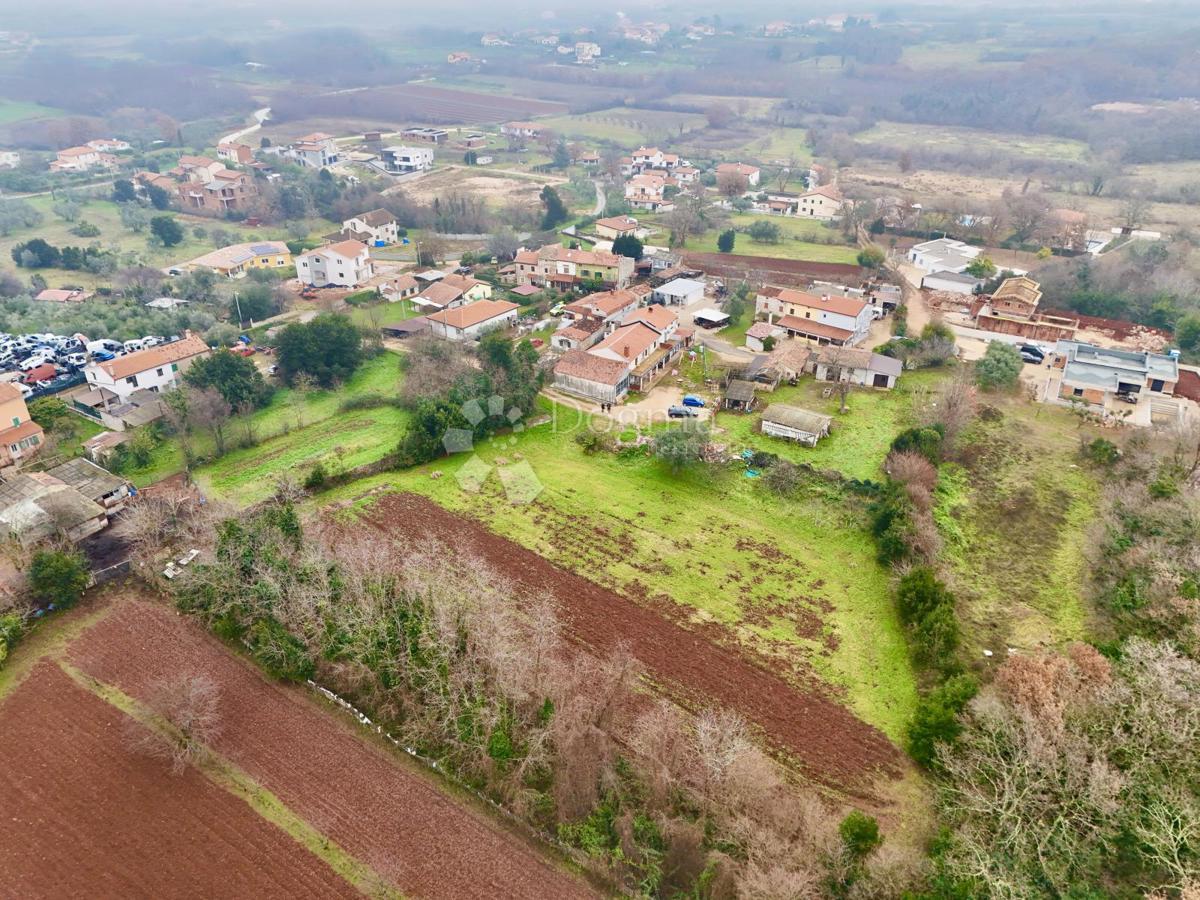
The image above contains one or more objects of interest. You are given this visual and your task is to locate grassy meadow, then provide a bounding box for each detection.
[122,352,406,501]
[320,398,920,741]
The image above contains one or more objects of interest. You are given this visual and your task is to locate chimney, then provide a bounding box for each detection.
[622,345,630,358]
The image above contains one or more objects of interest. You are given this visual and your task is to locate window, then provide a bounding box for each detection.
[156,368,164,376]
[1073,388,1084,397]
[125,376,137,386]
[10,416,18,428]
[171,363,178,372]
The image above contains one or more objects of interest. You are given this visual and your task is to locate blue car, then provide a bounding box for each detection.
[682,394,706,408]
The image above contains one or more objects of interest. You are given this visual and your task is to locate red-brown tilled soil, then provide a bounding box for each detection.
[68,599,596,900]
[363,493,901,792]
[0,662,360,900]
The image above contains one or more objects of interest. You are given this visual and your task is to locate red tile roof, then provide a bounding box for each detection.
[773,288,867,318]
[554,349,630,385]
[427,299,519,329]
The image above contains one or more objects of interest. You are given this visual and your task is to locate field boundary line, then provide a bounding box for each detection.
[56,660,406,900]
[0,598,116,704]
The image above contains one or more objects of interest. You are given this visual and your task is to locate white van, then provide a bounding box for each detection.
[123,339,146,353]
[19,355,51,372]
[86,339,123,355]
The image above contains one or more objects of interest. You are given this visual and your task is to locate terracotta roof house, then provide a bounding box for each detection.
[756,288,872,346]
[413,280,470,312]
[427,299,520,342]
[716,162,761,186]
[295,240,373,288]
[552,349,631,404]
[84,335,210,403]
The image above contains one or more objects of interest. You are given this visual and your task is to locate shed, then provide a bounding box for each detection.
[723,380,758,412]
[692,308,730,328]
[382,317,431,338]
[760,404,833,447]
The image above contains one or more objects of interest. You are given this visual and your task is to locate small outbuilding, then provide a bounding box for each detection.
[381,317,431,338]
[723,379,758,412]
[760,404,832,447]
[692,308,730,329]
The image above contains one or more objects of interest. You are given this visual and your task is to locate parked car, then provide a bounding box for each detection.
[682,394,706,408]
[668,405,698,418]
[1018,343,1046,363]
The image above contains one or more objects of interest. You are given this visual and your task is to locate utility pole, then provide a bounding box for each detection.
[233,292,243,328]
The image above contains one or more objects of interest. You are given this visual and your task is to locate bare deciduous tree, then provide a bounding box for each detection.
[125,673,222,775]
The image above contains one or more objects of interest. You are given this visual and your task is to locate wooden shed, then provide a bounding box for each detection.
[723,380,758,412]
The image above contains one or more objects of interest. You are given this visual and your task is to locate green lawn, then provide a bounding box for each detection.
[536,108,708,147]
[714,370,948,483]
[320,398,919,741]
[0,195,315,291]
[933,399,1098,656]
[683,213,859,264]
[122,353,406,498]
[0,100,67,125]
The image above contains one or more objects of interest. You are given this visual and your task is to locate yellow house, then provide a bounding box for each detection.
[0,383,44,469]
[176,241,293,278]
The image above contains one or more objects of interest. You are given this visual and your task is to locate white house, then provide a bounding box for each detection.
[295,240,373,288]
[625,173,675,211]
[287,133,339,169]
[652,277,705,306]
[84,335,210,403]
[427,299,520,342]
[379,145,434,174]
[756,287,872,346]
[908,238,982,274]
[810,347,903,389]
[0,151,19,169]
[342,210,399,246]
[921,270,981,295]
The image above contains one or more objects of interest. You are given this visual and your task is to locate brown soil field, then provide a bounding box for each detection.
[67,598,595,900]
[271,84,567,128]
[362,493,901,794]
[0,661,359,899]
[682,251,862,286]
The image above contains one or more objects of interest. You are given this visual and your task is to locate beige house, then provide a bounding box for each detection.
[796,184,844,220]
[0,383,44,469]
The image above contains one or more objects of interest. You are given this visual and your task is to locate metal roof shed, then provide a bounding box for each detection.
[760,404,833,447]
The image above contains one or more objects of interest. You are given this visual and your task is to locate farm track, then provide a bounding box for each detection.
[0,662,360,899]
[363,492,902,794]
[67,598,596,900]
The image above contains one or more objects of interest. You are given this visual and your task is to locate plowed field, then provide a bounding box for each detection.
[363,493,901,792]
[0,662,359,899]
[67,599,594,900]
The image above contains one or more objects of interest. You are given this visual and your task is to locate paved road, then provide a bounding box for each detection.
[219,107,271,147]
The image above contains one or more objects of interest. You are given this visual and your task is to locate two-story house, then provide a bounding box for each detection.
[379,146,434,174]
[84,335,210,403]
[287,133,339,169]
[513,245,635,290]
[561,289,640,327]
[0,383,44,469]
[295,240,373,288]
[341,210,400,246]
[625,173,675,211]
[796,184,845,220]
[216,142,255,164]
[756,287,872,346]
